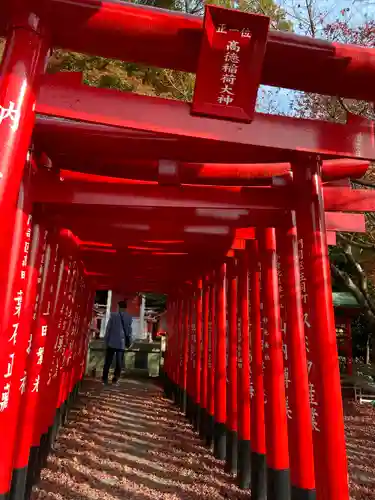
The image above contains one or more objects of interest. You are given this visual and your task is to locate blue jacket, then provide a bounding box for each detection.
[104,312,132,350]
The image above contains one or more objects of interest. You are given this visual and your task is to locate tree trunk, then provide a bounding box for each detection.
[366,336,371,365]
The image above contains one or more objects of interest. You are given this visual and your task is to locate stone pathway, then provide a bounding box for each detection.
[31,378,375,499]
[31,378,249,500]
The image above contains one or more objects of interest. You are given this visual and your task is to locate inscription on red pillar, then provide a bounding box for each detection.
[276,256,293,421]
[189,296,196,398]
[298,239,320,433]
[208,296,213,371]
[207,284,215,416]
[237,315,242,370]
[191,5,269,123]
[259,289,268,405]
[0,214,32,414]
[15,227,49,467]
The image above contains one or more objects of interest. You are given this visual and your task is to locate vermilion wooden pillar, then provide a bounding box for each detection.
[64,277,86,415]
[225,257,238,474]
[214,263,227,460]
[248,240,266,500]
[0,16,48,494]
[61,266,83,418]
[176,296,183,406]
[180,294,189,414]
[42,251,75,441]
[186,292,194,420]
[199,277,209,440]
[172,298,180,403]
[236,250,251,489]
[68,274,89,416]
[163,299,172,399]
[78,288,94,388]
[206,275,216,447]
[292,157,349,500]
[193,279,203,431]
[27,235,60,496]
[257,228,290,500]
[0,7,48,285]
[39,231,80,468]
[59,267,80,423]
[172,299,179,397]
[165,301,171,395]
[54,260,80,430]
[166,301,173,400]
[277,217,316,500]
[66,267,88,411]
[10,223,48,500]
[39,251,74,459]
[0,167,35,498]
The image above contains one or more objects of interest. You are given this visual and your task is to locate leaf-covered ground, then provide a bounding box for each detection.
[31,379,375,499]
[344,399,375,500]
[31,378,249,499]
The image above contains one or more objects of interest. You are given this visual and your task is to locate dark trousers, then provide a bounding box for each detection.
[102,347,124,383]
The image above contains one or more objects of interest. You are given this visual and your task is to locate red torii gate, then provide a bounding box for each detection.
[0,1,375,500]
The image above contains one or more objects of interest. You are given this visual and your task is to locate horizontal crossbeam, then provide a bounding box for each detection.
[33,171,375,213]
[35,76,375,161]
[2,0,375,100]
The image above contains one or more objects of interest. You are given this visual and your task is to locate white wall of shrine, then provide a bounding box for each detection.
[99,291,147,341]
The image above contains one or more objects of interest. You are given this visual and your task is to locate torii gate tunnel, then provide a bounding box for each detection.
[1,1,375,499]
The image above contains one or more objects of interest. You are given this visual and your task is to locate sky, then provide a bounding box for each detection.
[255,0,375,116]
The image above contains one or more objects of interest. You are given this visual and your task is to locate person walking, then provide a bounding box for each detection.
[102,300,132,386]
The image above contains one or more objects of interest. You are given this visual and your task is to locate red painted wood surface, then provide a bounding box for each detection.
[35,77,375,161]
[293,158,349,500]
[192,6,269,122]
[2,0,375,101]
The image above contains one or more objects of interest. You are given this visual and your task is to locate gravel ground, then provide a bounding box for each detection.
[31,379,375,500]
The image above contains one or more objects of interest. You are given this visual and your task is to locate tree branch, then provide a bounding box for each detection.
[337,97,375,121]
[305,0,316,37]
[337,97,352,116]
[352,179,375,189]
[337,232,375,251]
[336,235,375,319]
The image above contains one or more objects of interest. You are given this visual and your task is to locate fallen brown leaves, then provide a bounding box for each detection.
[30,380,375,499]
[344,400,375,500]
[31,379,248,500]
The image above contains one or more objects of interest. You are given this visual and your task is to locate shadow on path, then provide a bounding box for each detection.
[31,378,249,500]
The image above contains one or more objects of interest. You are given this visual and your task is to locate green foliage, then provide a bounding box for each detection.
[295,21,375,122]
[295,16,375,367]
[144,293,167,312]
[352,313,372,362]
[329,245,348,269]
[98,74,135,92]
[47,0,293,102]
[136,0,178,9]
[205,0,235,9]
[238,0,293,30]
[45,0,293,314]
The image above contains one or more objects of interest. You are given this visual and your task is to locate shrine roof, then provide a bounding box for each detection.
[333,292,361,310]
